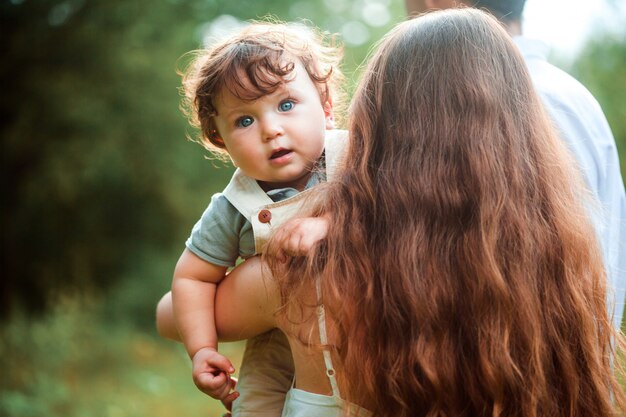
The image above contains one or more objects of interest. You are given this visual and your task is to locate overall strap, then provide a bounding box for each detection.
[315,278,341,398]
[223,130,347,254]
[222,168,274,218]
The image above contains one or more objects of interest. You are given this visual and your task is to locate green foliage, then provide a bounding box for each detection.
[0,0,222,316]
[0,295,246,416]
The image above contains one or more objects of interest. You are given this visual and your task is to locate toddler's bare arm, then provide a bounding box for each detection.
[172,249,238,401]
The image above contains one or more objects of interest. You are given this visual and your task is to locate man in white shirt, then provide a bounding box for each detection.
[405,0,626,329]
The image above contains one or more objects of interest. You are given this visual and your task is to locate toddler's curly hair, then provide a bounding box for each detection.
[180,21,344,157]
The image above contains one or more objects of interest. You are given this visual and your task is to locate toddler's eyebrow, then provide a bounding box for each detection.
[217,105,244,120]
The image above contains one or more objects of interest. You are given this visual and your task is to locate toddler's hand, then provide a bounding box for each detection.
[220,379,238,414]
[269,216,329,262]
[191,347,239,404]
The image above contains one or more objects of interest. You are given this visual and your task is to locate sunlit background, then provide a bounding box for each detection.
[1,0,625,416]
[524,0,625,57]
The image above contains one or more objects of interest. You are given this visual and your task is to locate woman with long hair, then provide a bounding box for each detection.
[213,8,624,416]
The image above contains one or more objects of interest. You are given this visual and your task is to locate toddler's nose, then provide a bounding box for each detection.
[261,116,284,141]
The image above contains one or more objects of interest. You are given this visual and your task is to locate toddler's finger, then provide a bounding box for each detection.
[221,390,240,410]
[277,249,288,263]
[299,234,321,253]
[287,234,303,256]
[209,355,235,374]
[215,379,235,400]
[194,371,227,392]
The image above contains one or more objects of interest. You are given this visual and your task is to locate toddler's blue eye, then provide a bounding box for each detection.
[279,100,294,112]
[236,116,253,128]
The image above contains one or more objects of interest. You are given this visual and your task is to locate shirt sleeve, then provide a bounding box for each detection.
[185,193,248,267]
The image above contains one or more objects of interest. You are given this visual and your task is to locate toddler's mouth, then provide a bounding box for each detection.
[269,148,292,160]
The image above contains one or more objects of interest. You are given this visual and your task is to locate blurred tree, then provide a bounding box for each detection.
[570,32,626,177]
[0,0,213,316]
[0,0,404,319]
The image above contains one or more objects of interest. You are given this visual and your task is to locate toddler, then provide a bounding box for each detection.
[156,21,345,417]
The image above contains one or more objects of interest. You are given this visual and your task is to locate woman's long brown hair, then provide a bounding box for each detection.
[272,8,624,417]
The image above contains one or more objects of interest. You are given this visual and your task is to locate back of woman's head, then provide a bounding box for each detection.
[279,8,623,417]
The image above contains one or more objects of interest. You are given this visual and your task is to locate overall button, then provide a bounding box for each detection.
[258,209,272,224]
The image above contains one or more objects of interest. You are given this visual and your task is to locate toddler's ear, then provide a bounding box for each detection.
[323,99,335,130]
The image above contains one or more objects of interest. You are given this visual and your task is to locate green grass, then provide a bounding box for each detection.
[0,295,245,417]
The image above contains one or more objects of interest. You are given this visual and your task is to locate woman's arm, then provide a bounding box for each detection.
[215,256,280,341]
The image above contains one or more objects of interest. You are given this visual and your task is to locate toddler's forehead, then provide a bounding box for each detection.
[215,59,305,106]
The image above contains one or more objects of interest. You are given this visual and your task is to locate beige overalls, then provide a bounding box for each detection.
[226,129,347,417]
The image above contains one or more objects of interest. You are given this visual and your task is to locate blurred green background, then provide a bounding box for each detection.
[1,0,625,416]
